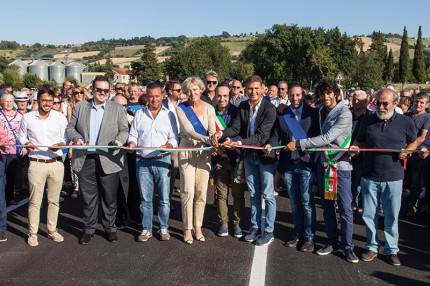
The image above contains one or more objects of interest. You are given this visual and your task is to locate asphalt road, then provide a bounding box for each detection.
[0,186,429,286]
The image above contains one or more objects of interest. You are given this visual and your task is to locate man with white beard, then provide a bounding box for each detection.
[349,88,417,266]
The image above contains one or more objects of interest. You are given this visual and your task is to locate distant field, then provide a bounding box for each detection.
[111,45,171,58]
[53,51,100,59]
[392,83,430,91]
[358,37,414,60]
[0,49,24,58]
[221,41,250,56]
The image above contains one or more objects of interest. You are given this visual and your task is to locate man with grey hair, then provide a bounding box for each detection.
[350,88,417,266]
[400,89,412,97]
[271,81,289,107]
[229,79,246,107]
[201,69,218,106]
[350,90,370,213]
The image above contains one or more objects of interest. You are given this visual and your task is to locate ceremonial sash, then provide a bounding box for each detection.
[319,107,351,200]
[178,102,207,136]
[282,106,307,140]
[214,106,245,183]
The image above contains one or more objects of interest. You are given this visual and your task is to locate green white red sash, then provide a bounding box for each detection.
[319,107,351,200]
[214,106,245,183]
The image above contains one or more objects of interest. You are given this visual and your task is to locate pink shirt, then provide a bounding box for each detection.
[0,112,23,154]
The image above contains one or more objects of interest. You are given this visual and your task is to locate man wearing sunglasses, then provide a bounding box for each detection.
[201,69,218,106]
[229,79,246,107]
[350,88,417,266]
[66,75,129,245]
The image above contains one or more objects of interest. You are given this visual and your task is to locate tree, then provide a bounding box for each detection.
[130,44,162,85]
[412,26,426,83]
[23,73,43,88]
[229,61,254,81]
[163,37,231,81]
[368,31,387,67]
[399,26,409,87]
[354,49,384,90]
[383,48,394,83]
[2,68,23,90]
[0,56,9,72]
[104,53,114,80]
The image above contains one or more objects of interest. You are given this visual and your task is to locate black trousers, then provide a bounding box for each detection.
[78,155,119,234]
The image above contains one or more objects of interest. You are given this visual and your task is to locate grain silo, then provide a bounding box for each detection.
[66,62,85,83]
[8,59,28,76]
[28,60,49,81]
[49,61,66,83]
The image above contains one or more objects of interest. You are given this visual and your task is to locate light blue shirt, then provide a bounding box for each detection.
[88,101,106,153]
[128,106,178,158]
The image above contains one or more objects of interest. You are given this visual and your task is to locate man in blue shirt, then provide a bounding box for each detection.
[350,88,417,266]
[128,83,178,242]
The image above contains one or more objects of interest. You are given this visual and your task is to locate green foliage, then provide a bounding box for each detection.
[399,26,409,84]
[221,31,231,38]
[0,73,3,85]
[241,25,358,87]
[355,50,384,90]
[163,37,231,81]
[130,44,162,85]
[369,31,387,67]
[89,63,106,72]
[23,73,43,88]
[104,53,114,80]
[65,75,78,83]
[383,48,395,83]
[2,68,23,90]
[0,41,20,50]
[0,56,9,72]
[229,61,254,81]
[412,26,426,83]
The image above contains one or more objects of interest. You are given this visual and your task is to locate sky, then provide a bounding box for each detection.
[2,0,429,45]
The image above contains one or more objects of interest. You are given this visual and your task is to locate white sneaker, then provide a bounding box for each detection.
[48,230,64,242]
[28,234,39,246]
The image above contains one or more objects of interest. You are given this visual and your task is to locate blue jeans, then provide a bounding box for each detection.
[351,158,362,208]
[136,155,171,231]
[0,159,6,233]
[316,163,354,250]
[361,177,402,255]
[244,152,276,233]
[282,163,316,238]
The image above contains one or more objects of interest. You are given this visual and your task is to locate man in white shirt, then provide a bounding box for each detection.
[18,87,68,247]
[128,83,179,242]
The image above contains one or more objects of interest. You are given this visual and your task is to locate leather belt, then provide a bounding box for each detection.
[144,152,170,160]
[29,157,62,163]
[291,159,302,164]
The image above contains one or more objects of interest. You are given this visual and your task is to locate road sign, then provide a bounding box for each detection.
[336,72,344,81]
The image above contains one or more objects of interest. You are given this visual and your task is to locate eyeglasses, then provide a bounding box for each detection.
[232,86,241,89]
[40,99,53,103]
[74,91,84,95]
[375,101,391,107]
[206,81,217,85]
[53,101,61,105]
[95,88,110,94]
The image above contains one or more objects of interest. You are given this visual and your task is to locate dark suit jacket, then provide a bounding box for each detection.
[275,104,320,173]
[66,99,129,174]
[222,97,277,165]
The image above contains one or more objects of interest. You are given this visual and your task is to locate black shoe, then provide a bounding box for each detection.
[284,235,301,248]
[107,232,118,243]
[299,238,314,252]
[80,233,94,245]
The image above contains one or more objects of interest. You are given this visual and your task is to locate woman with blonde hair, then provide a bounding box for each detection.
[176,77,216,244]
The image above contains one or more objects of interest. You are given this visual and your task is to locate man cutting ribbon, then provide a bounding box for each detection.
[285,79,358,263]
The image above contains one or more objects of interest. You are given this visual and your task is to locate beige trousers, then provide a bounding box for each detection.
[28,160,64,234]
[179,150,211,230]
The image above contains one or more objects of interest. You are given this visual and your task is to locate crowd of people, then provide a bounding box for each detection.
[0,70,428,268]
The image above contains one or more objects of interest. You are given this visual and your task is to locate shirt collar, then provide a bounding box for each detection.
[35,109,53,119]
[92,100,107,110]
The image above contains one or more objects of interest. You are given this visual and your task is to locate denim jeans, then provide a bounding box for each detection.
[316,163,354,250]
[361,177,402,255]
[0,159,6,233]
[136,155,171,231]
[244,152,276,233]
[282,163,316,238]
[351,158,362,208]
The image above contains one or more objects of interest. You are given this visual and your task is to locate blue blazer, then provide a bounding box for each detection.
[276,104,320,173]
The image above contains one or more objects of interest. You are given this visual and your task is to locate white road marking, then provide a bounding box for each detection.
[249,199,268,286]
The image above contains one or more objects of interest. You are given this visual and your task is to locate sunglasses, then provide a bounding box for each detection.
[232,86,241,89]
[74,91,84,95]
[206,81,217,85]
[375,101,391,107]
[95,88,110,94]
[53,101,61,105]
[172,89,181,92]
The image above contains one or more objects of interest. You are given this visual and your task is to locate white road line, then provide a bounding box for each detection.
[249,199,267,286]
[6,198,29,213]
